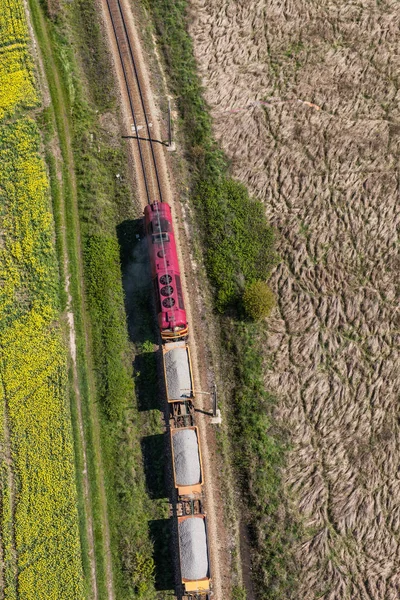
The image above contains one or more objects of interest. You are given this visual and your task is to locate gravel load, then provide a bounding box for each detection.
[172,429,201,486]
[179,517,208,581]
[165,346,192,399]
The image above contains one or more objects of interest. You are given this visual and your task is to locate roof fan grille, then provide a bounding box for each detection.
[161,285,174,297]
[162,297,175,308]
[160,274,172,285]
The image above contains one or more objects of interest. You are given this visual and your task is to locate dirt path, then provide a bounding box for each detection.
[0,377,18,599]
[27,4,115,599]
[98,0,230,597]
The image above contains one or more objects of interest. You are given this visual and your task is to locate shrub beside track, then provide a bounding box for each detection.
[143,0,302,597]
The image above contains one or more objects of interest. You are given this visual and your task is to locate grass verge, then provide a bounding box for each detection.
[28,2,112,596]
[142,0,302,597]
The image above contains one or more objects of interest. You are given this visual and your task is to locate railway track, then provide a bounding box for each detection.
[106,0,185,338]
[105,0,163,205]
[103,1,215,598]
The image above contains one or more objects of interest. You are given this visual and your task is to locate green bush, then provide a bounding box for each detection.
[196,179,277,311]
[144,2,302,597]
[228,323,300,598]
[243,280,276,321]
[232,585,247,600]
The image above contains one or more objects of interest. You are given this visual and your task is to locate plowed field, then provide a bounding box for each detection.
[188,1,400,598]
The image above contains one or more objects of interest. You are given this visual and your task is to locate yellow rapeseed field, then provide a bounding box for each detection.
[0,118,85,599]
[1,310,84,598]
[0,1,85,597]
[0,0,38,121]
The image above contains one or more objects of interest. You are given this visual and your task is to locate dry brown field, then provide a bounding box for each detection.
[188,0,400,598]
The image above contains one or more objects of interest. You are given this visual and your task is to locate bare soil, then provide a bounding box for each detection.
[188,1,400,598]
[0,398,18,597]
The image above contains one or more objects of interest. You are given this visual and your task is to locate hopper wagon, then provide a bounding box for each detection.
[177,514,211,598]
[163,341,194,406]
[170,426,204,497]
[144,201,188,341]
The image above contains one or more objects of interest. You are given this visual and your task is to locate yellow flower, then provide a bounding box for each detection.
[0,4,85,595]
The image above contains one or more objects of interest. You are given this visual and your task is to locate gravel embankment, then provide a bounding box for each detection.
[172,429,201,486]
[165,346,192,399]
[179,517,208,581]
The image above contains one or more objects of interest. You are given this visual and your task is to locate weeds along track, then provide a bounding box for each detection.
[102,0,222,597]
[188,0,400,598]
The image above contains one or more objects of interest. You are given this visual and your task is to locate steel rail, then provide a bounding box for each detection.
[106,0,183,331]
[105,0,151,203]
[115,0,164,204]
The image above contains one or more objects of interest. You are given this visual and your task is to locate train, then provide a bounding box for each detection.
[164,342,211,599]
[144,201,212,599]
[144,201,188,340]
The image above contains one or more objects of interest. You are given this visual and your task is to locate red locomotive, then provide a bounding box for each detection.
[144,202,188,340]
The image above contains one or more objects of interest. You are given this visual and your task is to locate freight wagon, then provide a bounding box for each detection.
[144,202,212,598]
[170,426,204,497]
[163,341,194,402]
[177,513,211,598]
